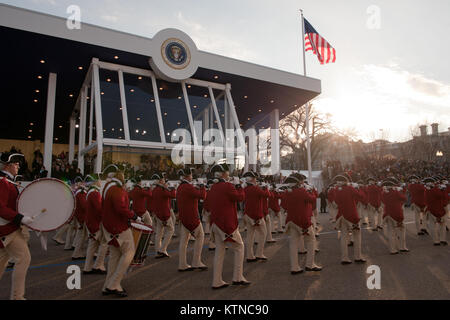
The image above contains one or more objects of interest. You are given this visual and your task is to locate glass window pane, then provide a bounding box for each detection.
[157,80,191,143]
[99,69,124,139]
[123,73,161,142]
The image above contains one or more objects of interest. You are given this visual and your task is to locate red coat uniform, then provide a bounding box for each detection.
[74,189,87,224]
[102,183,135,235]
[128,186,152,216]
[262,188,271,216]
[209,180,245,236]
[285,187,316,229]
[244,184,270,220]
[280,191,288,210]
[176,182,206,232]
[145,188,153,213]
[408,183,426,209]
[358,186,368,206]
[381,189,406,223]
[152,185,176,222]
[85,187,102,234]
[425,187,448,218]
[0,173,23,240]
[203,190,211,212]
[311,189,318,210]
[334,185,365,224]
[367,185,382,208]
[327,187,336,203]
[268,191,282,213]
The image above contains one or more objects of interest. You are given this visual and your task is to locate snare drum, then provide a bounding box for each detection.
[130,222,153,266]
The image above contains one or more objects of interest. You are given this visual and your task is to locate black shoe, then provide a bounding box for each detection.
[372,228,378,232]
[291,270,304,275]
[212,283,229,290]
[354,259,366,263]
[52,239,64,245]
[93,268,107,274]
[72,257,86,261]
[155,252,170,259]
[6,262,15,269]
[64,247,75,251]
[377,226,383,230]
[115,290,128,298]
[246,258,257,263]
[390,251,399,255]
[348,241,354,247]
[341,261,352,265]
[267,240,276,244]
[194,266,208,271]
[305,266,322,272]
[208,248,215,251]
[315,249,320,253]
[178,267,194,272]
[83,270,96,275]
[278,231,284,234]
[433,243,441,246]
[400,249,410,253]
[440,241,448,246]
[418,232,424,236]
[256,256,268,261]
[421,229,429,235]
[232,280,251,286]
[298,251,307,255]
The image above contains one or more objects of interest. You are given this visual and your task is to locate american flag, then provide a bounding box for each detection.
[304,18,336,64]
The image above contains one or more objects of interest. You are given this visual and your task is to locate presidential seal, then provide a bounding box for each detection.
[161,38,191,70]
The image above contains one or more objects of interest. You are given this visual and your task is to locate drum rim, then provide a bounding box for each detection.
[16,177,76,232]
[130,222,153,233]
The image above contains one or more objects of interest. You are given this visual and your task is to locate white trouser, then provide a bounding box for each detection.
[411,204,425,233]
[208,224,216,249]
[102,228,135,291]
[0,229,31,300]
[72,222,88,258]
[384,216,407,252]
[84,228,108,272]
[264,214,274,241]
[377,206,384,228]
[211,224,246,287]
[269,208,282,232]
[178,223,206,269]
[202,211,211,234]
[429,214,447,243]
[286,223,316,271]
[337,217,362,261]
[141,211,153,226]
[53,223,69,244]
[367,205,379,229]
[171,210,177,236]
[280,208,287,228]
[243,215,267,259]
[64,220,77,250]
[154,216,174,255]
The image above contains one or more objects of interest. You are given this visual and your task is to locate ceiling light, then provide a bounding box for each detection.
[58,125,62,128]
[75,124,79,128]
[164,112,167,116]
[193,105,197,109]
[33,99,38,103]
[167,132,170,136]
[213,75,219,79]
[119,128,122,131]
[69,94,73,97]
[106,78,111,82]
[30,123,34,126]
[258,109,262,112]
[204,94,208,98]
[244,96,248,99]
[135,129,139,133]
[112,128,115,131]
[138,76,142,80]
[28,136,31,139]
[114,55,119,59]
[247,117,251,120]
[28,129,32,133]
[270,100,274,103]
[187,85,191,88]
[177,96,182,99]
[78,66,83,70]
[150,99,154,102]
[136,117,140,120]
[101,92,104,95]
[37,75,42,79]
[40,60,45,64]
[130,89,134,92]
[35,89,40,93]
[159,87,163,91]
[55,138,58,141]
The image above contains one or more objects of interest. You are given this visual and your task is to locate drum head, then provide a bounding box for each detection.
[17,178,75,232]
[130,222,152,233]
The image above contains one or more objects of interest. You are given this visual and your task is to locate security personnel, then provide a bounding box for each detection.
[101,171,139,297]
[381,180,408,254]
[176,168,207,271]
[83,175,108,274]
[333,175,366,265]
[129,176,153,225]
[152,173,176,258]
[72,178,88,260]
[284,175,321,274]
[366,178,382,231]
[243,171,270,262]
[208,164,249,289]
[0,153,33,300]
[424,178,448,246]
[408,175,427,235]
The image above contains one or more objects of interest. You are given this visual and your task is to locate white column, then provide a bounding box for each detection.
[118,70,131,141]
[78,86,87,174]
[270,108,280,175]
[68,117,76,164]
[92,59,104,173]
[43,72,57,177]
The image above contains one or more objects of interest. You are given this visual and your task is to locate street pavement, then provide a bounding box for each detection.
[1,207,449,300]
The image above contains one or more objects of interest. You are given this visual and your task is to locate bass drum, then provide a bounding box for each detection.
[17,178,75,232]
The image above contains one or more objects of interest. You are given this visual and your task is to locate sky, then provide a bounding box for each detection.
[2,0,449,142]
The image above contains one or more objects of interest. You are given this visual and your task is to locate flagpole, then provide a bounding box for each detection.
[300,9,313,183]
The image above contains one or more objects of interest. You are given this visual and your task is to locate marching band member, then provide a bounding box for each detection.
[129,176,153,225]
[0,153,33,300]
[72,178,88,260]
[208,164,249,289]
[243,171,270,262]
[279,187,288,230]
[176,168,207,271]
[101,171,139,297]
[366,178,382,231]
[83,175,108,274]
[381,180,409,254]
[327,184,337,222]
[284,174,321,274]
[268,185,283,234]
[152,173,176,258]
[333,175,367,265]
[424,178,448,246]
[408,175,428,235]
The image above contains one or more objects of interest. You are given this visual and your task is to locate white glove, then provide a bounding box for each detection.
[241,182,247,188]
[352,183,359,189]
[135,216,143,223]
[21,216,34,225]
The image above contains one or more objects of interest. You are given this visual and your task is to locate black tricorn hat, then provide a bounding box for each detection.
[0,152,24,164]
[422,177,435,184]
[178,168,194,177]
[333,175,349,183]
[211,163,229,174]
[366,177,376,183]
[151,172,164,180]
[407,175,420,182]
[381,180,396,187]
[291,172,307,181]
[243,171,258,178]
[284,175,300,184]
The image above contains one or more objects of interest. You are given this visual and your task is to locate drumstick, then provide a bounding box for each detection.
[32,208,47,220]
